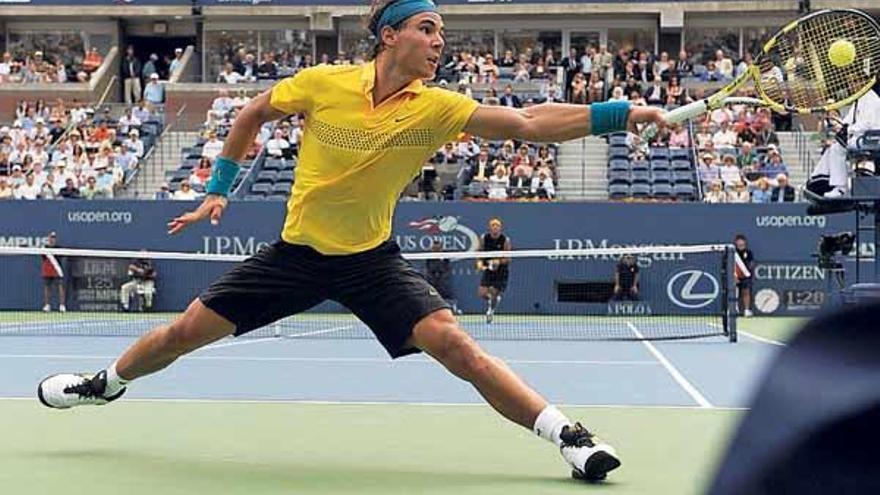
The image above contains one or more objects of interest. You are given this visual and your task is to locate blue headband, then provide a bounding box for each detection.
[372,0,438,36]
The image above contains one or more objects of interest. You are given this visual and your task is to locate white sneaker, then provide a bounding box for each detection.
[37,371,126,409]
[559,423,621,482]
[485,307,494,324]
[59,305,66,313]
[42,304,51,312]
[823,187,847,199]
[744,309,754,317]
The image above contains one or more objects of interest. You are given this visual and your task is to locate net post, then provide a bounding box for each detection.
[722,245,738,343]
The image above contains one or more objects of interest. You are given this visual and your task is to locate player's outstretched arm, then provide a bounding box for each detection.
[463,102,664,142]
[168,90,288,235]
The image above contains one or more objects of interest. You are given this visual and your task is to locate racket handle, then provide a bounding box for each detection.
[640,100,709,142]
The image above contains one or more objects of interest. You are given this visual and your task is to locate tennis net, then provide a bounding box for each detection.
[0,244,736,342]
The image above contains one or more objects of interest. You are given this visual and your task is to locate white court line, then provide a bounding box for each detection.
[0,353,658,366]
[283,325,355,338]
[0,396,743,411]
[739,330,785,346]
[205,337,280,349]
[627,322,713,409]
[709,322,786,347]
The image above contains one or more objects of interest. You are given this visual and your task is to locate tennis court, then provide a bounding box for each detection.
[0,314,803,495]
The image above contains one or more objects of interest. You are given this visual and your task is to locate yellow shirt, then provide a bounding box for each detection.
[269,62,479,254]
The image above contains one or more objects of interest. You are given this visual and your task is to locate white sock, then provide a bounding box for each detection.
[104,360,130,396]
[533,405,571,447]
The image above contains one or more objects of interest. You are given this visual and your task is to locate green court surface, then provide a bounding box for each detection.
[736,316,805,344]
[0,402,738,495]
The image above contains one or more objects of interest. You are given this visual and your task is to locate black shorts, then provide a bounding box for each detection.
[199,240,449,358]
[42,277,61,288]
[737,278,753,290]
[480,267,509,292]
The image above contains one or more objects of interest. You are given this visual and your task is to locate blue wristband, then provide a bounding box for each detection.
[206,156,241,196]
[590,101,631,136]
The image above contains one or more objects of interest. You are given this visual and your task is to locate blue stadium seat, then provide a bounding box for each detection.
[670,148,691,161]
[251,183,272,194]
[608,170,630,184]
[277,170,294,182]
[649,147,670,160]
[631,170,651,184]
[180,158,199,170]
[171,169,190,180]
[672,160,692,171]
[652,171,672,184]
[272,182,291,194]
[608,146,630,159]
[608,134,628,147]
[631,160,649,172]
[244,194,265,201]
[650,159,670,172]
[631,183,651,197]
[608,183,630,199]
[652,183,673,198]
[191,183,205,193]
[263,158,285,171]
[674,183,696,200]
[673,171,694,184]
[608,159,630,172]
[255,171,278,183]
[266,194,289,201]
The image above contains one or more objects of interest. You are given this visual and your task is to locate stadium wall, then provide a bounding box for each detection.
[0,201,867,317]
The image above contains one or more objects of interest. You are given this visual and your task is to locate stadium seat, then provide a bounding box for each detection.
[631,170,651,184]
[672,160,693,171]
[251,183,272,194]
[180,158,199,170]
[609,159,630,172]
[266,194,288,201]
[608,170,630,185]
[673,171,694,184]
[272,182,291,194]
[631,183,651,197]
[652,183,673,198]
[608,146,630,159]
[631,160,649,172]
[263,158,285,171]
[278,170,295,182]
[244,194,265,201]
[649,147,670,160]
[608,134,628,147]
[650,159,670,172]
[255,171,278,183]
[670,148,692,161]
[652,171,672,184]
[170,169,190,181]
[674,183,696,200]
[608,183,630,199]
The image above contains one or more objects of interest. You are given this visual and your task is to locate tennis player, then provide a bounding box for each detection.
[38,0,663,482]
[477,218,510,324]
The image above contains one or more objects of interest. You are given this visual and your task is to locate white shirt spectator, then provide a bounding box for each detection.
[531,174,555,199]
[202,137,224,159]
[14,177,41,200]
[487,172,509,200]
[28,122,50,141]
[123,135,145,158]
[712,126,738,149]
[698,159,721,183]
[133,104,151,123]
[219,68,243,84]
[117,114,141,136]
[719,163,743,185]
[266,131,290,157]
[172,183,198,200]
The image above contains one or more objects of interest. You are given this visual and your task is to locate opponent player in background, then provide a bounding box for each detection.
[38,0,663,482]
[40,231,65,313]
[476,218,510,323]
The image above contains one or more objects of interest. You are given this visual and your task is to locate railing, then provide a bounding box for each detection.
[688,118,704,202]
[126,104,188,199]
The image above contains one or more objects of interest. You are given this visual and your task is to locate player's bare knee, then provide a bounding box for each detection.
[443,330,492,381]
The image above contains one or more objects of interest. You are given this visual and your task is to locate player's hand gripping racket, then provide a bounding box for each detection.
[643,8,880,141]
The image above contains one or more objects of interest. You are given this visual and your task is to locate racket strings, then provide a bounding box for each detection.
[758,10,880,111]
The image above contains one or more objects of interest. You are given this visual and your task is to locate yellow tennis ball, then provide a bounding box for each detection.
[828,39,856,68]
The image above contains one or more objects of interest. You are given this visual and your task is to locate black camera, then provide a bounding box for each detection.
[817,232,856,270]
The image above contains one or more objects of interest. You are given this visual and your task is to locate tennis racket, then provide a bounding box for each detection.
[642,8,880,140]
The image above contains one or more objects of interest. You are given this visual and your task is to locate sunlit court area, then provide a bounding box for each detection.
[1,1,879,494]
